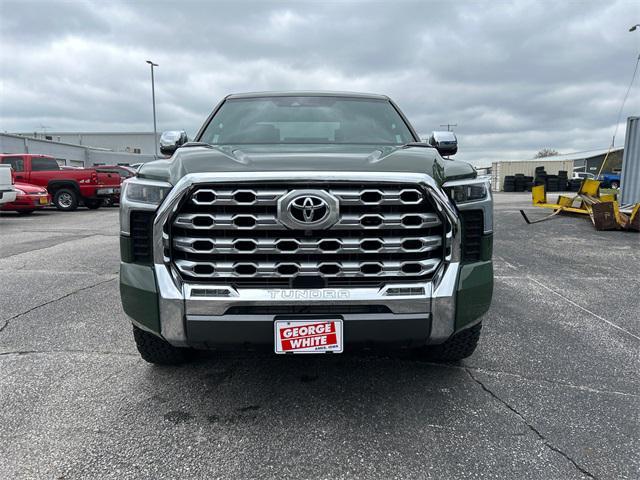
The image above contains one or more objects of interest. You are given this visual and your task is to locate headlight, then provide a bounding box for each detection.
[120,177,172,235]
[443,178,489,204]
[122,178,172,205]
[14,188,25,195]
[442,176,493,234]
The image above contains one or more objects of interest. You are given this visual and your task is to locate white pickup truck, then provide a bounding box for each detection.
[0,164,17,205]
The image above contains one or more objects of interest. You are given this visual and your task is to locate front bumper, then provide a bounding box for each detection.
[0,193,49,211]
[96,187,121,196]
[120,258,492,349]
[120,172,493,349]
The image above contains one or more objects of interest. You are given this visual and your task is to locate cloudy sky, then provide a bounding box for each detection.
[1,0,639,165]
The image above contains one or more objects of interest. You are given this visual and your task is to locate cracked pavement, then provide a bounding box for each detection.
[0,196,638,479]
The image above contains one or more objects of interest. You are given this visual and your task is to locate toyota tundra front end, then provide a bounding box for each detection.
[119,92,493,364]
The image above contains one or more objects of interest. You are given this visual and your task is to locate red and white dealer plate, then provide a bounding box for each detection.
[274,319,343,354]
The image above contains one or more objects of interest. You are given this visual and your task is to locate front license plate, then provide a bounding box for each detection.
[39,196,48,205]
[274,319,343,354]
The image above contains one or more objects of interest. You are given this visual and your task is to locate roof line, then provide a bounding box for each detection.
[226,91,389,100]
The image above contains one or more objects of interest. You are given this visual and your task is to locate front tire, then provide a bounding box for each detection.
[610,181,619,189]
[420,323,482,362]
[53,189,79,211]
[132,325,192,365]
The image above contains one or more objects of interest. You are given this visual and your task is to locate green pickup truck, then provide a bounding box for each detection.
[119,92,493,364]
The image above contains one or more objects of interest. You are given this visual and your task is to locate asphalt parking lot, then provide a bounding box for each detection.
[0,194,638,480]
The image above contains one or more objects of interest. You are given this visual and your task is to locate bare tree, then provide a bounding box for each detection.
[535,148,559,158]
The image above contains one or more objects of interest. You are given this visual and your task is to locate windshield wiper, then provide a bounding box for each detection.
[402,142,433,149]
[181,142,215,149]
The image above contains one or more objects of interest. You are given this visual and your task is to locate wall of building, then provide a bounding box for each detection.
[574,150,624,175]
[0,133,156,167]
[13,132,160,155]
[490,160,575,192]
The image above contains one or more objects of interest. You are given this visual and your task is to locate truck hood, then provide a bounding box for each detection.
[138,144,477,186]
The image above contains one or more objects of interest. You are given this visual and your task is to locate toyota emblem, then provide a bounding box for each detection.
[290,195,328,224]
[277,190,340,230]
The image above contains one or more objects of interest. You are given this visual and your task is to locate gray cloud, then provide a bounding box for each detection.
[0,0,638,165]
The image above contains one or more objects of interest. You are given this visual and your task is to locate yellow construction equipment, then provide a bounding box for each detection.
[520,179,640,231]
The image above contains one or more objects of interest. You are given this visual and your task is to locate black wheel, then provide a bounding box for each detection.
[84,199,103,210]
[132,325,192,365]
[610,181,619,189]
[53,188,79,211]
[17,210,35,215]
[419,323,482,362]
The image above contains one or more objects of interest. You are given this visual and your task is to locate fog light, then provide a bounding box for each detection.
[384,287,425,296]
[190,288,233,297]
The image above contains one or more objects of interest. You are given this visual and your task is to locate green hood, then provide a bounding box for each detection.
[138,144,476,186]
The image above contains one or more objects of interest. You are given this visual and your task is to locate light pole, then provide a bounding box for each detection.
[146,60,159,158]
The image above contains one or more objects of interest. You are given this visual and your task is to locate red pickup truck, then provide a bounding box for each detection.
[0,154,120,211]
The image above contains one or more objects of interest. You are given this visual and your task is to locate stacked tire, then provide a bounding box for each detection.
[568,178,582,192]
[557,170,568,191]
[503,176,515,192]
[546,175,559,192]
[524,176,534,191]
[514,174,526,192]
[534,166,547,188]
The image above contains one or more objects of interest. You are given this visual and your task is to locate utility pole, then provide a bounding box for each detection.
[146,60,159,158]
[439,123,457,131]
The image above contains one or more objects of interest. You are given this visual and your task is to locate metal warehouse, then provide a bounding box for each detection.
[491,159,574,192]
[490,147,624,192]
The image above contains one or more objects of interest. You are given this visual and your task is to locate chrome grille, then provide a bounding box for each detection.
[173,211,441,231]
[169,182,445,287]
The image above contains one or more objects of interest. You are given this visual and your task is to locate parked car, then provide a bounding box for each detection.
[571,172,595,180]
[598,172,621,189]
[0,164,17,206]
[571,171,620,189]
[0,182,50,215]
[120,91,493,365]
[0,154,120,211]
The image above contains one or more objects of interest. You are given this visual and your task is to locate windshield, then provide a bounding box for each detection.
[199,96,416,145]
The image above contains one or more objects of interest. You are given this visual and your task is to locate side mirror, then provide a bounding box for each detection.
[159,130,189,156]
[428,131,458,157]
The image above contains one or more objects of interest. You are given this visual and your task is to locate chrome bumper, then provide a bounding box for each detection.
[96,187,120,196]
[155,262,460,347]
[151,172,463,347]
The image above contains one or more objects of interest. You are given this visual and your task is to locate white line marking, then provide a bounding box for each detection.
[495,255,519,270]
[528,276,640,342]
